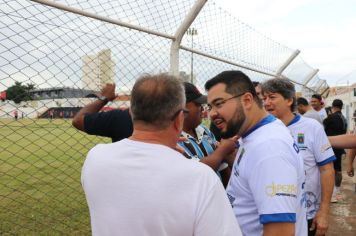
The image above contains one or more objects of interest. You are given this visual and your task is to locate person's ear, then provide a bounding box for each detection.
[241,92,254,110]
[173,110,184,132]
[286,97,294,108]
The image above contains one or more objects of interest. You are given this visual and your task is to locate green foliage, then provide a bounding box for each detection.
[6,82,36,104]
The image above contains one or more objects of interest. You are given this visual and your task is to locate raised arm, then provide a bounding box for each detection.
[72,83,117,132]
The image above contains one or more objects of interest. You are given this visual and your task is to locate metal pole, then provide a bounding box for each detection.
[31,0,174,40]
[187,28,197,83]
[169,0,207,76]
[191,32,194,83]
[276,49,300,76]
[303,69,319,87]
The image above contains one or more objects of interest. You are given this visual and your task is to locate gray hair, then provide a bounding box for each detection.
[261,78,296,112]
[130,73,185,129]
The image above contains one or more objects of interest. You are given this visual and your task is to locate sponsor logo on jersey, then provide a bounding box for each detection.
[265,182,297,198]
[321,143,332,153]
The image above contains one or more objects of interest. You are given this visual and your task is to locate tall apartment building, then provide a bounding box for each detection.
[82,49,115,91]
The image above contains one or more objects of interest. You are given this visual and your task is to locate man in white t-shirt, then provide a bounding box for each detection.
[205,71,307,236]
[81,74,242,236]
[310,94,327,121]
[297,97,323,124]
[261,78,335,236]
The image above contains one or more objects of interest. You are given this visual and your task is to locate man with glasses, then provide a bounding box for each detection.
[73,81,235,180]
[81,74,242,235]
[205,70,307,236]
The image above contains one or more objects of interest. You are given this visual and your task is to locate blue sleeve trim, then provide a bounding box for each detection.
[259,213,296,224]
[317,156,336,166]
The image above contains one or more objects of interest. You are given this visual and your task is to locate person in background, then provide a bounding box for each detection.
[323,99,347,202]
[13,110,18,120]
[297,97,323,124]
[261,78,335,236]
[310,94,327,121]
[72,83,132,142]
[252,81,263,100]
[205,70,307,236]
[346,148,355,177]
[81,73,242,235]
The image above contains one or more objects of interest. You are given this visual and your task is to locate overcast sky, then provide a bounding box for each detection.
[218,0,356,86]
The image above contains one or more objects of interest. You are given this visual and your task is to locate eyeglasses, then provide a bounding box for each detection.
[207,93,245,112]
[171,108,190,120]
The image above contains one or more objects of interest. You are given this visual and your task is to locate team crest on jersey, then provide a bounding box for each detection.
[297,133,307,150]
[297,133,304,144]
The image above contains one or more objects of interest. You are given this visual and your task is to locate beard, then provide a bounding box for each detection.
[220,106,246,139]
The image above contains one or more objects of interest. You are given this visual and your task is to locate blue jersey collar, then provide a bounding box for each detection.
[242,114,276,138]
[287,114,301,126]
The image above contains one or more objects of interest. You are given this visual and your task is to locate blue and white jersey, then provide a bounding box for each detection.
[287,115,336,219]
[179,124,218,160]
[178,124,228,172]
[226,115,307,236]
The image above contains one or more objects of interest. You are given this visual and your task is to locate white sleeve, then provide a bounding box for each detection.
[194,181,242,236]
[313,124,336,165]
[249,156,298,224]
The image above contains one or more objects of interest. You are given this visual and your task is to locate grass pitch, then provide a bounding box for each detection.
[0,118,110,235]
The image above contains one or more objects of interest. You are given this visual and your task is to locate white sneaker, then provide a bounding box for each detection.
[330,196,338,203]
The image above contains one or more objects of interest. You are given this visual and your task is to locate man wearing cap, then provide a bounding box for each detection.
[323,99,347,202]
[73,81,234,182]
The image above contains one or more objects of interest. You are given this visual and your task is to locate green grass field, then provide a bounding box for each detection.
[0,118,110,235]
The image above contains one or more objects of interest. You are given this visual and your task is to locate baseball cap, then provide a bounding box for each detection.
[184,82,207,104]
[332,99,343,108]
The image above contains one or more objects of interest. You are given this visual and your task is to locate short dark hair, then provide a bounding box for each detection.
[332,99,343,109]
[204,70,262,107]
[252,81,260,87]
[130,73,185,129]
[297,97,309,106]
[261,78,296,112]
[311,94,322,101]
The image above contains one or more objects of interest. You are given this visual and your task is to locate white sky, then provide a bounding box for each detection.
[218,0,356,86]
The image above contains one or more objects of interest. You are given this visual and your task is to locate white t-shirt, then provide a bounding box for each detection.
[287,115,336,219]
[226,115,307,236]
[82,139,242,236]
[303,109,323,124]
[318,108,328,121]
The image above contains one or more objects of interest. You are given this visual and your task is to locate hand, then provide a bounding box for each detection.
[347,165,354,177]
[174,137,188,154]
[310,210,329,235]
[99,83,117,101]
[217,136,239,156]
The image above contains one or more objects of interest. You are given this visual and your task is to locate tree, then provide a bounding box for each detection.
[6,82,36,104]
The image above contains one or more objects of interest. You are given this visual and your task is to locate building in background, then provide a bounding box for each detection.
[29,87,96,100]
[82,49,115,91]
